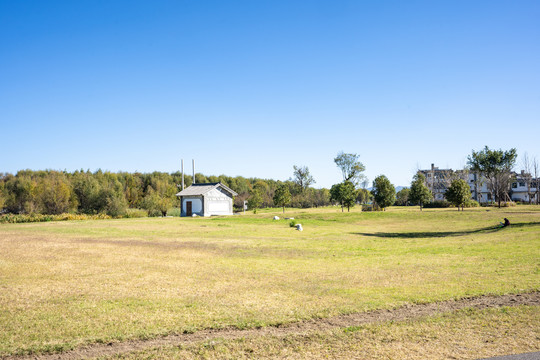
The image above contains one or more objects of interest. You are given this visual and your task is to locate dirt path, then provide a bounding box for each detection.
[7,292,539,360]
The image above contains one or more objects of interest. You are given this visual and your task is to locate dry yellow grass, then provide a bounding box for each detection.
[0,206,539,356]
[105,305,540,360]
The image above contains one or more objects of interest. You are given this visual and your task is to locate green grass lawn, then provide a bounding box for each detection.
[0,205,539,356]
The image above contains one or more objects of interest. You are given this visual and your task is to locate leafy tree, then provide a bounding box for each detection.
[313,188,330,207]
[334,152,366,185]
[252,180,272,207]
[273,184,291,213]
[0,178,5,210]
[356,188,372,204]
[141,187,171,216]
[372,175,396,211]
[122,173,143,207]
[247,187,263,213]
[409,173,432,211]
[467,146,517,207]
[96,173,128,216]
[194,173,208,184]
[37,172,74,214]
[4,173,38,214]
[72,171,102,214]
[330,181,356,212]
[292,165,315,193]
[395,187,410,206]
[445,179,471,211]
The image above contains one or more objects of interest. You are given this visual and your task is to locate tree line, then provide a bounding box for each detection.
[0,169,332,216]
[2,146,536,217]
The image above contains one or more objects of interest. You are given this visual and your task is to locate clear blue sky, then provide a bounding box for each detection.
[1,0,539,188]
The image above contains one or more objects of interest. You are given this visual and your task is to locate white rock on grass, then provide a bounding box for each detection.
[296,224,303,231]
[273,216,280,220]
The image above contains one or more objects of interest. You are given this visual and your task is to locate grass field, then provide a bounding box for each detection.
[0,206,539,358]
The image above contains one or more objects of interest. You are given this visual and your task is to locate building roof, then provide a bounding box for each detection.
[175,182,238,197]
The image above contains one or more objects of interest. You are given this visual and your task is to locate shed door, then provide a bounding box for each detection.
[186,201,192,216]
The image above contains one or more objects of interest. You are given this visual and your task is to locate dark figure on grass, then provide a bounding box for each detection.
[500,218,510,227]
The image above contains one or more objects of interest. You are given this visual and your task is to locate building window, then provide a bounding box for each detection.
[519,182,525,187]
[512,183,518,188]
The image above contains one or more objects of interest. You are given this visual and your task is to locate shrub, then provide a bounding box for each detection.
[0,213,112,224]
[166,207,181,217]
[289,220,297,227]
[362,204,373,212]
[148,209,162,217]
[423,200,451,208]
[124,208,148,218]
[463,199,479,208]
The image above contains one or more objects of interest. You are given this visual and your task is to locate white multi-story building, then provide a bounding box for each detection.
[510,171,539,203]
[418,164,539,204]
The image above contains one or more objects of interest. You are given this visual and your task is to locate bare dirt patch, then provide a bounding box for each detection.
[7,292,539,360]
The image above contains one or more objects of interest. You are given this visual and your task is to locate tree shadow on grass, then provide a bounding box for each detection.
[353,221,540,239]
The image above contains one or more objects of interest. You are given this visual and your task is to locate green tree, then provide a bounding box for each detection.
[97,173,128,217]
[395,188,410,206]
[467,146,517,207]
[273,184,291,213]
[372,175,396,211]
[445,179,472,211]
[123,173,143,207]
[4,173,38,214]
[409,173,433,211]
[37,172,74,214]
[356,188,372,204]
[247,187,263,213]
[72,171,101,214]
[141,186,171,216]
[0,178,5,210]
[334,152,366,185]
[292,165,315,193]
[330,181,356,212]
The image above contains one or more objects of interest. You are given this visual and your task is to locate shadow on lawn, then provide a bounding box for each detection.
[354,221,540,239]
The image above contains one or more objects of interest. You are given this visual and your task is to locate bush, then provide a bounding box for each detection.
[166,207,181,217]
[148,209,162,217]
[463,199,479,208]
[423,200,451,208]
[0,213,112,224]
[289,220,297,227]
[124,208,148,218]
[362,204,382,211]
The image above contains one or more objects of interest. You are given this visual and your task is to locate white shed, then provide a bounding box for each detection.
[176,182,238,217]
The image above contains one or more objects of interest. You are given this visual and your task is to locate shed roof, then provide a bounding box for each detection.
[176,182,238,197]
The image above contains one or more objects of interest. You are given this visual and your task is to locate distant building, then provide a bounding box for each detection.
[418,164,469,201]
[418,164,539,204]
[510,171,539,203]
[176,182,238,217]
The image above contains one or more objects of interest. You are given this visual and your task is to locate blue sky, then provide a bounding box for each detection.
[1,0,539,188]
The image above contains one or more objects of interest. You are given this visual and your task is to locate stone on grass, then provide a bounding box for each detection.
[296,224,303,231]
[273,216,280,220]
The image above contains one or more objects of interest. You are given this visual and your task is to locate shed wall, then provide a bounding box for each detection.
[181,196,203,216]
[204,188,233,216]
